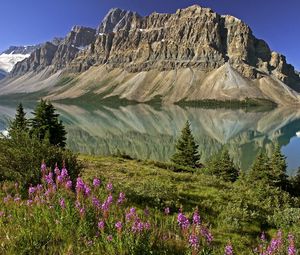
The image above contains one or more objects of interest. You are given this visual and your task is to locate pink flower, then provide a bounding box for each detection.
[164,207,170,215]
[193,209,201,225]
[177,212,190,230]
[93,178,101,187]
[65,180,72,189]
[189,234,199,249]
[224,242,234,255]
[115,221,122,231]
[106,183,113,192]
[59,198,66,209]
[98,220,105,231]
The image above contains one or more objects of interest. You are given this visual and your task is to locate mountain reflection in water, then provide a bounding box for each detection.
[1,103,300,174]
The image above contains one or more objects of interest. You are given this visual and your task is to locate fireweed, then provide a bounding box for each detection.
[0,163,298,254]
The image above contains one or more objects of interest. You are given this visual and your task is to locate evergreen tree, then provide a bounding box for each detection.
[206,148,239,182]
[290,167,300,196]
[248,151,272,184]
[9,103,29,133]
[270,143,288,189]
[30,99,67,147]
[171,121,200,168]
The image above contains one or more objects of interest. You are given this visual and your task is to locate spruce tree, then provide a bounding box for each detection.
[219,148,239,182]
[270,144,288,189]
[30,99,67,147]
[9,103,29,133]
[206,148,239,182]
[171,121,200,168]
[248,151,272,184]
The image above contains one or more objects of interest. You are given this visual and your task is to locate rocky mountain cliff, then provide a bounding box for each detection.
[0,45,41,80]
[10,26,96,77]
[1,5,300,105]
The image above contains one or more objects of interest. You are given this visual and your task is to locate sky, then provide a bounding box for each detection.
[0,0,299,69]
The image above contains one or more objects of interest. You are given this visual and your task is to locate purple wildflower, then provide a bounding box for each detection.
[65,180,72,189]
[265,231,283,255]
[177,212,190,230]
[193,209,201,225]
[3,195,12,203]
[107,235,113,242]
[57,175,63,183]
[41,162,47,173]
[0,211,4,217]
[189,234,199,249]
[45,172,54,185]
[106,182,113,192]
[79,207,85,217]
[200,226,213,244]
[27,199,33,206]
[107,194,113,204]
[224,243,234,255]
[76,177,85,193]
[164,207,170,215]
[84,185,91,197]
[117,192,126,204]
[288,233,296,255]
[144,221,151,230]
[37,184,43,191]
[28,186,36,195]
[61,167,68,179]
[75,200,81,209]
[101,195,113,212]
[14,197,21,202]
[60,198,66,209]
[92,197,101,209]
[98,220,105,231]
[54,164,60,176]
[93,178,101,187]
[115,221,122,231]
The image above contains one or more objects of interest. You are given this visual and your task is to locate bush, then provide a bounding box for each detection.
[0,131,82,195]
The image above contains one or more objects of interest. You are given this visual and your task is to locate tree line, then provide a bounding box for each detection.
[9,100,66,147]
[171,121,300,195]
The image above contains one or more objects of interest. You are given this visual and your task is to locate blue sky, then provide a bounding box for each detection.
[0,0,299,69]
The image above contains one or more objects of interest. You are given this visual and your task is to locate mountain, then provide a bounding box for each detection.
[0,5,300,105]
[0,45,40,80]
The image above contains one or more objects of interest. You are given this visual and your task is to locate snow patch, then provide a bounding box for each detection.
[296,131,300,138]
[0,53,30,72]
[0,130,9,137]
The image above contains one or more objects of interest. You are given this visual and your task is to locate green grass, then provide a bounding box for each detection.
[78,155,299,254]
[0,155,299,254]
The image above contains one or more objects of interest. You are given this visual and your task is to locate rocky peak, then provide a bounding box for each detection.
[10,25,96,77]
[97,8,141,34]
[65,26,96,48]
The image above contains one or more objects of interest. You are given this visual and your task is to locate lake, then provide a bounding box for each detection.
[1,102,300,174]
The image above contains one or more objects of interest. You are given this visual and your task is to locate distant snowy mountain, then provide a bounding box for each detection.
[0,69,7,79]
[0,45,40,79]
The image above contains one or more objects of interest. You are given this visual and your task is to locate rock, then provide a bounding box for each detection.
[66,5,300,92]
[2,4,300,103]
[10,26,96,76]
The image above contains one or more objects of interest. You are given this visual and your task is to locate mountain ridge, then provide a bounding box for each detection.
[0,5,300,105]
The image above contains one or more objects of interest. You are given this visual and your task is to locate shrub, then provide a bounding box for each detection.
[0,131,82,195]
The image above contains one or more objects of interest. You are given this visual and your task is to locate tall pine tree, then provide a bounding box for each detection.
[30,99,66,147]
[270,143,288,189]
[9,103,29,133]
[171,121,200,168]
[248,151,272,184]
[206,148,239,182]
